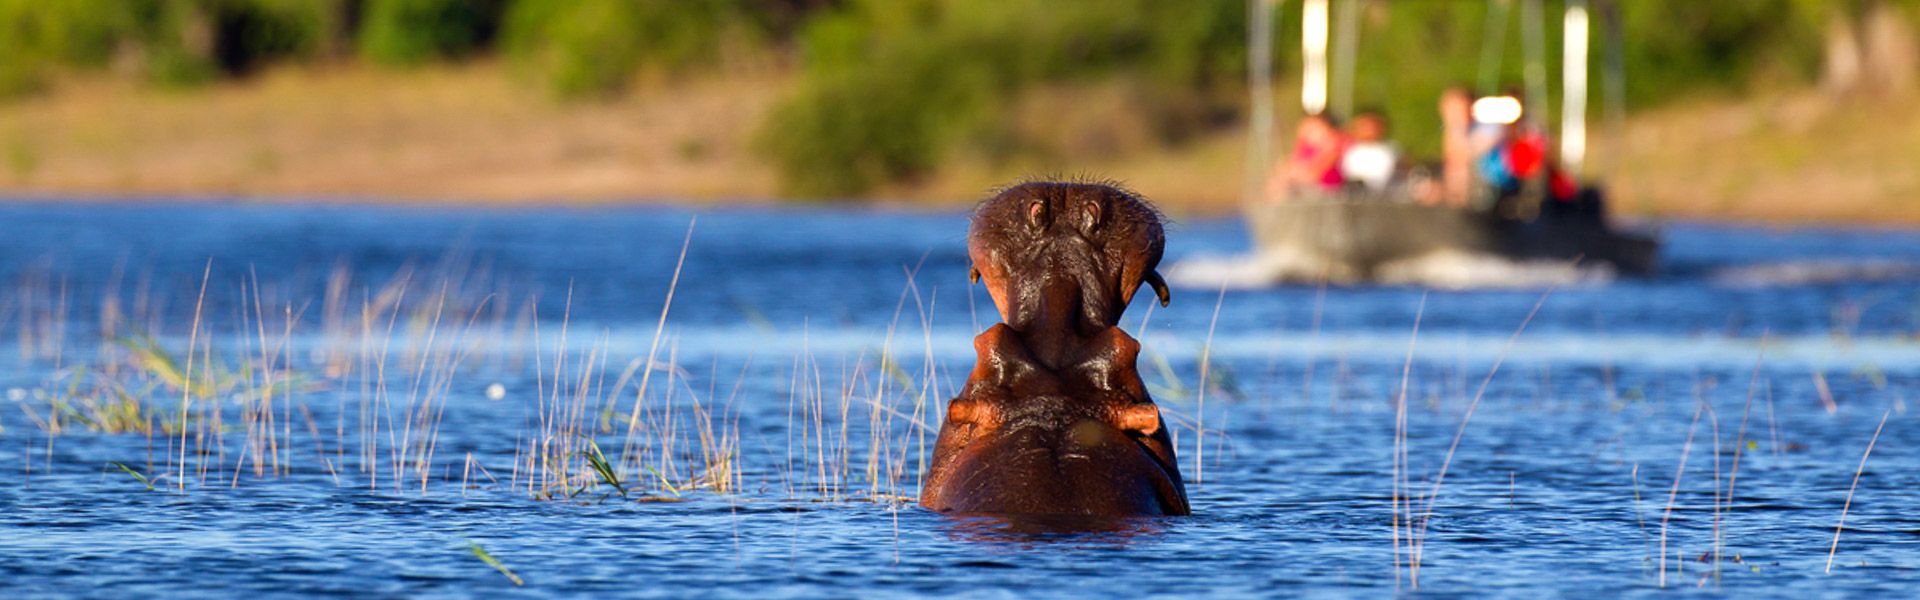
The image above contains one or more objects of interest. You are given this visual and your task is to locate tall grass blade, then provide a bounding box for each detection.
[1827,409,1892,574]
[468,542,525,586]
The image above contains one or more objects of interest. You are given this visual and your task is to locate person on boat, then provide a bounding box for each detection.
[1266,112,1346,201]
[1431,86,1476,207]
[1483,122,1579,200]
[1339,110,1399,194]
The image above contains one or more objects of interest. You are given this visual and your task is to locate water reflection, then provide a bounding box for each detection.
[939,513,1171,545]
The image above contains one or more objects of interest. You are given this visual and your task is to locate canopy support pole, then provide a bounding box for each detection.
[1246,0,1280,204]
[1332,0,1362,118]
[1302,0,1330,115]
[1562,0,1590,175]
[1477,0,1512,95]
[1520,0,1549,130]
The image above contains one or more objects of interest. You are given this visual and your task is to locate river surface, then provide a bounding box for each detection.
[0,201,1916,597]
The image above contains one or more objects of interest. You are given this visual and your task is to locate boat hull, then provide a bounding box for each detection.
[1242,199,1659,283]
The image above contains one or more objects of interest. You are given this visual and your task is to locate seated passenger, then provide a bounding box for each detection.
[1266,113,1346,202]
[1339,110,1399,193]
[1487,123,1579,200]
[1477,126,1523,193]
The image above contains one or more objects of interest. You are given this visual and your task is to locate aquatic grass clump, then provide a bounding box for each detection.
[0,223,971,506]
[0,254,949,506]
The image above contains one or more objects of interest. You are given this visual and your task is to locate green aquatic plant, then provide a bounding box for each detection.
[468,541,525,586]
[119,335,190,392]
[110,461,157,491]
[52,385,152,434]
[581,440,627,498]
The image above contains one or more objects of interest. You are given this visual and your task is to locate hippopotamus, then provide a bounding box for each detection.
[920,181,1190,517]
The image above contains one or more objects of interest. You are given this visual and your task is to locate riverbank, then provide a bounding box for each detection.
[2,63,1915,224]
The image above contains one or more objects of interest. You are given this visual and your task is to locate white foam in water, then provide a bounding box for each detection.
[1373,249,1615,289]
[1168,249,1613,290]
[1164,251,1317,290]
[1711,259,1920,287]
[248,325,1920,371]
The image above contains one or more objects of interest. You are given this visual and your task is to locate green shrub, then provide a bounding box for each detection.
[1619,0,1824,103]
[0,0,135,96]
[358,0,504,66]
[1343,0,1827,163]
[208,0,333,72]
[502,0,745,99]
[754,0,1248,197]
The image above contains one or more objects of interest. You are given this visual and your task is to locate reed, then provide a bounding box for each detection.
[1702,391,1722,585]
[1391,294,1425,587]
[1717,344,1767,579]
[1827,409,1892,574]
[1657,399,1705,588]
[176,259,211,492]
[1195,282,1229,485]
[1405,287,1552,587]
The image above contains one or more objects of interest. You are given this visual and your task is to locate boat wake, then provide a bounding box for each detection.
[1167,248,1615,290]
[1710,259,1920,287]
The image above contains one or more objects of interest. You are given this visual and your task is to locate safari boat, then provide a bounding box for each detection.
[1228,0,1661,285]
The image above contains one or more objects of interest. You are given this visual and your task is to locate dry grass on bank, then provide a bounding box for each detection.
[1601,90,1920,226]
[1,63,1916,224]
[0,63,783,204]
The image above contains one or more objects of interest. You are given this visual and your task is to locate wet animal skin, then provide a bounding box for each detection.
[921,181,1191,516]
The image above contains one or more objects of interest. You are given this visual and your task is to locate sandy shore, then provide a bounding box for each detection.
[3,64,1916,224]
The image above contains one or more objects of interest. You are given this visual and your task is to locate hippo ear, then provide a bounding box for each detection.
[1119,258,1171,309]
[1026,200,1048,231]
[969,266,981,284]
[1145,270,1171,307]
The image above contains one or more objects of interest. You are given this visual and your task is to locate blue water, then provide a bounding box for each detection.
[1,201,1917,597]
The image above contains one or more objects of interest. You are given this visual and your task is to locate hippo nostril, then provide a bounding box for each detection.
[948,398,998,428]
[1078,201,1102,235]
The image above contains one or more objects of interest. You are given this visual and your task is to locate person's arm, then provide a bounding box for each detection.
[1265,158,1292,202]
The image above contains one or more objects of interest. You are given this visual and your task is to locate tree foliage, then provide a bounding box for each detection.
[0,0,1902,196]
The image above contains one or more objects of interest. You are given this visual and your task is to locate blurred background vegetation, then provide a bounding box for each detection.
[1,0,1915,218]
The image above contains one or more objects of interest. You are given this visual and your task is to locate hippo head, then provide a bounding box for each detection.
[967,181,1171,362]
[922,181,1189,519]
